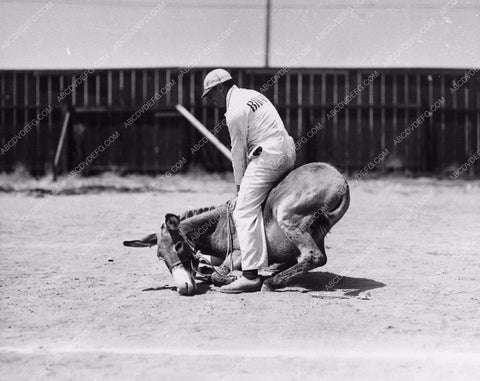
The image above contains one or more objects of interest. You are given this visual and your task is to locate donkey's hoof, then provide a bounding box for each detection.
[261,282,275,292]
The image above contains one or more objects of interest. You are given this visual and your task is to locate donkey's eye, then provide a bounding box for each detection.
[174,241,183,252]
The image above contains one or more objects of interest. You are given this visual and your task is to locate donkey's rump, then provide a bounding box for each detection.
[262,162,350,262]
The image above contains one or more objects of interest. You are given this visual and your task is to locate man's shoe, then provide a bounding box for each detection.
[219,276,262,294]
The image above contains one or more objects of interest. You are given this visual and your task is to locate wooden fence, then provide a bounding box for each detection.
[0,67,479,176]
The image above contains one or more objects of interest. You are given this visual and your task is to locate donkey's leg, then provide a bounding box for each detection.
[211,250,242,286]
[262,227,327,291]
[224,249,242,271]
[263,261,291,275]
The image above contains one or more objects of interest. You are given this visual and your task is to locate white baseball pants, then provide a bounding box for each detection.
[233,136,296,270]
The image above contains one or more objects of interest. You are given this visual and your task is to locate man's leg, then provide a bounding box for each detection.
[220,158,290,293]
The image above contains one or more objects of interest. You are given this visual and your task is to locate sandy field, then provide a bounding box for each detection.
[1,172,480,380]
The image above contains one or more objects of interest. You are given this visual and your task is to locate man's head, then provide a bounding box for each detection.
[202,68,234,107]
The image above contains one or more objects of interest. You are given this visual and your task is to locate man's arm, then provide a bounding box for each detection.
[227,111,248,188]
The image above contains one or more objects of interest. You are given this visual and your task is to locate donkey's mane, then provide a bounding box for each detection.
[179,206,217,221]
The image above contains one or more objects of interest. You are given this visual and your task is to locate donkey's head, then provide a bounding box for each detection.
[123,214,197,296]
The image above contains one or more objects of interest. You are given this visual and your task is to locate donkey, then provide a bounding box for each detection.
[123,162,350,295]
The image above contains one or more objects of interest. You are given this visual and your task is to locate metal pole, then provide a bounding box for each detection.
[175,104,232,161]
[265,0,271,67]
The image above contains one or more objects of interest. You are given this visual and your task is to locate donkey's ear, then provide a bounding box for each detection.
[123,233,157,248]
[165,213,180,230]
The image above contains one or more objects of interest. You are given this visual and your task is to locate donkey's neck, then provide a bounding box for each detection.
[179,205,228,256]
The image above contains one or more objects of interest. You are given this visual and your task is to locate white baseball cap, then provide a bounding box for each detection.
[201,68,232,98]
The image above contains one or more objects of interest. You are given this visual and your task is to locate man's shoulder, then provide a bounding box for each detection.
[226,88,251,120]
[235,87,263,99]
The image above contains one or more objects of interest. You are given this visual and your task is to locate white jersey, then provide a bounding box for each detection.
[225,85,291,186]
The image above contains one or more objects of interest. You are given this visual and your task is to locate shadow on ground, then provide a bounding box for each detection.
[287,271,386,296]
[0,186,196,197]
[142,282,211,295]
[140,272,384,297]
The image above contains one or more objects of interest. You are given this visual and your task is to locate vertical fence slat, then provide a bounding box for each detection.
[237,70,243,88]
[368,72,374,162]
[356,71,362,166]
[392,73,397,156]
[23,73,29,168]
[47,74,53,166]
[59,74,64,102]
[285,72,291,134]
[12,72,17,133]
[345,72,350,170]
[439,75,446,171]
[273,70,279,105]
[83,72,88,107]
[411,73,419,170]
[142,69,147,104]
[464,85,470,168]
[95,74,100,107]
[107,70,112,107]
[308,73,314,163]
[297,72,303,164]
[380,73,385,172]
[332,74,338,165]
[130,70,137,169]
[71,74,76,107]
[47,74,52,106]
[154,69,159,101]
[166,69,172,106]
[477,77,480,175]
[452,75,459,168]
[131,71,136,105]
[119,70,124,106]
[321,72,328,163]
[1,73,5,167]
[35,73,40,173]
[177,70,183,106]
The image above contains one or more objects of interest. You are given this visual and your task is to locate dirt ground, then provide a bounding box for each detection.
[1,172,480,380]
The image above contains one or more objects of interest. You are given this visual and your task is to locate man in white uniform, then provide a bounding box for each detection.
[202,69,296,293]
